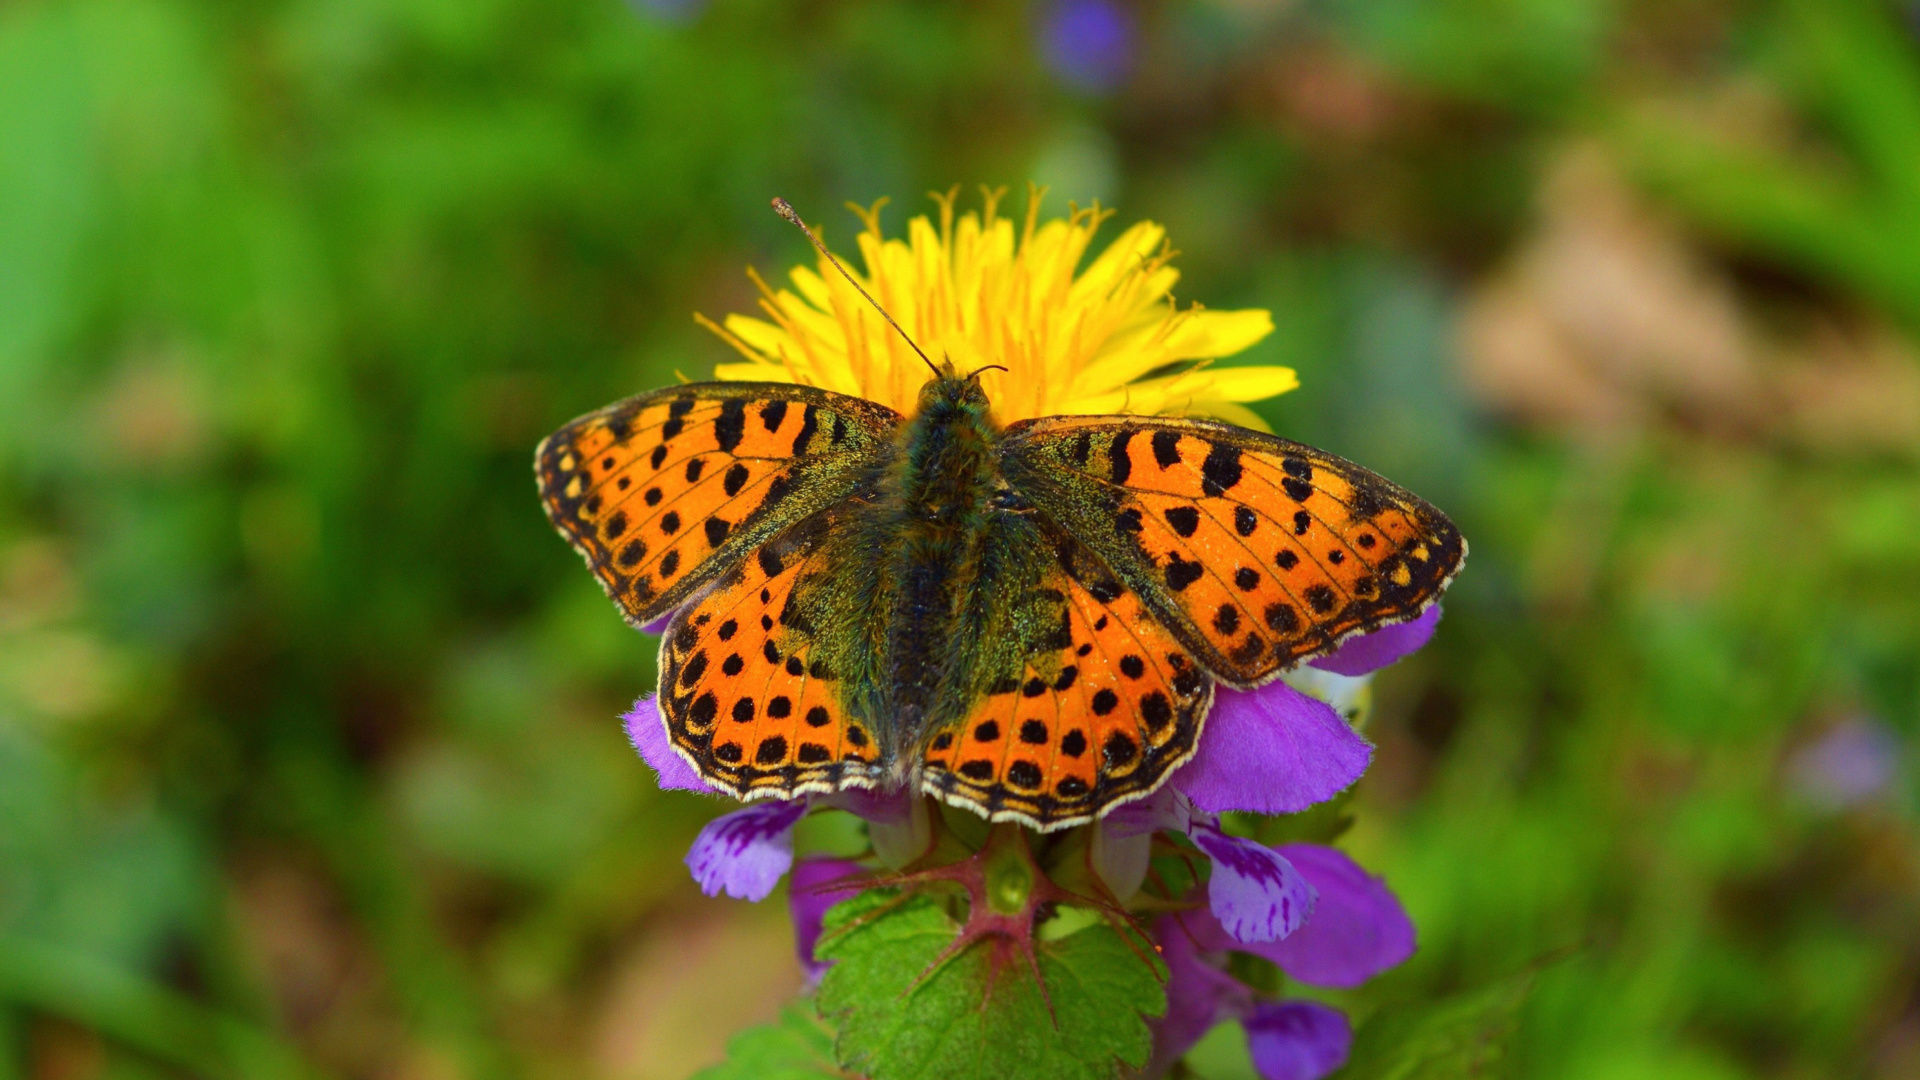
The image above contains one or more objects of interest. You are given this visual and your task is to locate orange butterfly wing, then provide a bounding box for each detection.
[656,509,885,799]
[535,383,900,626]
[919,529,1212,829]
[1002,416,1465,687]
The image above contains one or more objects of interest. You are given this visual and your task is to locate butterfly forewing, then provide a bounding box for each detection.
[921,529,1212,829]
[535,383,901,626]
[1001,416,1464,687]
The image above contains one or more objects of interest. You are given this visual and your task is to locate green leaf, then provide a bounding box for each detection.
[815,891,1166,1080]
[693,1002,846,1080]
[1335,969,1534,1080]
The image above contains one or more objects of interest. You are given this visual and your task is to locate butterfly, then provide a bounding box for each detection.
[535,368,1464,831]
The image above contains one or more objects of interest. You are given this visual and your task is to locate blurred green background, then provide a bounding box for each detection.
[3,0,1918,1077]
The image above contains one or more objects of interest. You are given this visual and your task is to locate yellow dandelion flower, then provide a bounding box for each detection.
[697,188,1297,427]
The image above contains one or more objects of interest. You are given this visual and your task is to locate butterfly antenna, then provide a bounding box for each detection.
[772,197,940,379]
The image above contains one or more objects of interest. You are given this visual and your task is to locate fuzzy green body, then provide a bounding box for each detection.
[806,375,1062,780]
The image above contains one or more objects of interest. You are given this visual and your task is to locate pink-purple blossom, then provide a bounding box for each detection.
[1148,844,1416,1080]
[1170,605,1441,816]
[789,858,869,982]
[685,798,808,901]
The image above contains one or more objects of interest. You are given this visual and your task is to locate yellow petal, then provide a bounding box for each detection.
[1191,365,1300,401]
[1161,309,1275,360]
[713,361,795,383]
[1176,399,1274,432]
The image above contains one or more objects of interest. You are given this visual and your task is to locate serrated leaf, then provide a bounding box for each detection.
[1335,969,1533,1080]
[693,1001,847,1080]
[815,891,1166,1080]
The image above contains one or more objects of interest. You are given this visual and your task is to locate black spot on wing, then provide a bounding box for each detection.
[662,396,694,439]
[792,405,820,454]
[1110,431,1134,484]
[1164,555,1204,591]
[1151,430,1181,468]
[1200,443,1243,497]
[714,399,747,452]
[1163,506,1200,537]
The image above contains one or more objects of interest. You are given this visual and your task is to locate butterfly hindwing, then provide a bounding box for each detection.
[1001,415,1465,687]
[920,525,1212,829]
[657,510,886,799]
[535,382,901,626]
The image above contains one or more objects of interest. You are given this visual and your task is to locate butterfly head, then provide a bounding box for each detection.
[914,362,996,418]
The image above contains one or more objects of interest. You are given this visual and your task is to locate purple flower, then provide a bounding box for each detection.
[1171,606,1442,816]
[678,787,919,902]
[789,858,869,982]
[1245,1001,1353,1080]
[1040,0,1134,94]
[1110,790,1316,947]
[628,692,918,899]
[1191,818,1316,943]
[1146,844,1413,1079]
[623,694,719,794]
[1145,913,1252,1077]
[1250,844,1415,988]
[1173,682,1373,816]
[686,799,810,901]
[1309,605,1441,677]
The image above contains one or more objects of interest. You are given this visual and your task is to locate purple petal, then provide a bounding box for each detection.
[1250,845,1416,988]
[684,799,809,901]
[1144,916,1247,1076]
[1191,820,1317,944]
[623,695,721,794]
[1173,682,1372,815]
[788,858,868,982]
[824,784,916,825]
[846,788,931,869]
[1311,605,1441,677]
[640,610,675,635]
[1244,1000,1352,1080]
[1101,786,1193,840]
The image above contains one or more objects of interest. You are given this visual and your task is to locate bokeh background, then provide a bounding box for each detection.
[3,0,1919,1077]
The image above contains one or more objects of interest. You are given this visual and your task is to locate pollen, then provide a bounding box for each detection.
[700,187,1297,424]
